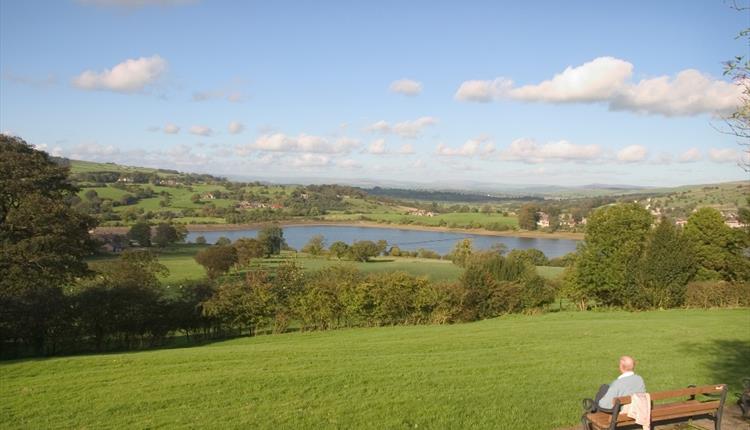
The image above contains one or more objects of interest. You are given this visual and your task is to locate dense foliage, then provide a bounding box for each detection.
[0,136,97,353]
[564,204,750,309]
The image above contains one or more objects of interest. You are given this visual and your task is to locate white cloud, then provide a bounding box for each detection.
[243,133,360,155]
[365,120,390,133]
[437,137,495,157]
[72,55,167,93]
[70,142,121,159]
[368,139,387,155]
[511,57,633,103]
[500,138,602,164]
[389,79,422,96]
[228,121,245,134]
[411,159,426,169]
[77,0,197,7]
[678,148,702,163]
[292,154,330,168]
[189,125,213,136]
[455,56,743,116]
[164,123,180,134]
[610,69,742,116]
[708,148,740,163]
[192,90,245,103]
[366,117,437,139]
[33,143,64,157]
[336,159,362,169]
[454,78,512,102]
[617,145,648,163]
[398,143,415,155]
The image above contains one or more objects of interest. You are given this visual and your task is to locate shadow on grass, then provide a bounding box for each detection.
[0,333,250,364]
[683,339,750,392]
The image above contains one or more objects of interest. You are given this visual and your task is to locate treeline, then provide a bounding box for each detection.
[363,186,539,203]
[1,245,556,357]
[563,204,750,310]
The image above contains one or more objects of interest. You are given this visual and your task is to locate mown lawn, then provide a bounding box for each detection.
[2,309,748,429]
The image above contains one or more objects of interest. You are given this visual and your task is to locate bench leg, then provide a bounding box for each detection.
[580,413,592,430]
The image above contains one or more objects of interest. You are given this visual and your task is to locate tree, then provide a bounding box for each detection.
[202,270,275,335]
[720,3,750,170]
[301,235,326,256]
[329,241,349,259]
[215,236,231,246]
[518,204,540,230]
[194,245,238,279]
[684,207,750,281]
[567,203,653,307]
[634,217,697,308]
[152,223,179,247]
[257,224,285,256]
[0,135,97,352]
[234,238,266,266]
[195,235,207,245]
[128,222,152,247]
[348,240,381,262]
[450,239,474,267]
[191,193,201,204]
[376,240,388,256]
[506,248,549,266]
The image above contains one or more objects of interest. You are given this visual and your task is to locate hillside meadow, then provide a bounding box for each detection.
[2,309,748,429]
[88,245,564,284]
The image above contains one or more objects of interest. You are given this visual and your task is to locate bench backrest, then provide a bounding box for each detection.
[615,384,726,405]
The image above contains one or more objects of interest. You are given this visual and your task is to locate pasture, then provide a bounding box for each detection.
[96,245,564,284]
[2,309,747,429]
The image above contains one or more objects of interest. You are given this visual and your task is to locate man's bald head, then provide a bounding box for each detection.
[619,356,635,373]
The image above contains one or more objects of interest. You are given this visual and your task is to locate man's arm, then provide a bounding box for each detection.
[597,380,620,410]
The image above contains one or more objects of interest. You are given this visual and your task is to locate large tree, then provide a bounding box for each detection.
[257,224,285,256]
[684,207,750,281]
[568,203,653,307]
[0,135,97,352]
[634,217,697,308]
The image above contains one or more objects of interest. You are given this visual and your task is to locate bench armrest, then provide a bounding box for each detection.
[582,398,596,412]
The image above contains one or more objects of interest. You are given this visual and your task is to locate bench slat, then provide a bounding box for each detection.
[615,384,725,404]
[586,400,722,428]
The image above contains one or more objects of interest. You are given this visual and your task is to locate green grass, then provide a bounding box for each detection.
[2,309,747,429]
[156,244,210,283]
[255,254,464,282]
[70,160,163,175]
[324,211,519,228]
[91,246,565,285]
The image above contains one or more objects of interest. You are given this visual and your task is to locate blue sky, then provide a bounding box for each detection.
[1,0,748,187]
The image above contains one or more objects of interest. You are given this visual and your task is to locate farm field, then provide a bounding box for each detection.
[323,211,519,229]
[90,245,564,284]
[2,309,747,429]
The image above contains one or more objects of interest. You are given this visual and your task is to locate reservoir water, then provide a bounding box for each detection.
[186,225,579,258]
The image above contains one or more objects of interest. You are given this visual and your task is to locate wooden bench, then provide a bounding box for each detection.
[581,384,728,430]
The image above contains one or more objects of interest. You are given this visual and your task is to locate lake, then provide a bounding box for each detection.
[186,225,579,258]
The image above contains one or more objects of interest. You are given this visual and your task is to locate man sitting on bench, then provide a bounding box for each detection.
[592,356,647,413]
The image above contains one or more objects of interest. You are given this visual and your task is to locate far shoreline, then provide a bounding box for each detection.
[95,219,584,241]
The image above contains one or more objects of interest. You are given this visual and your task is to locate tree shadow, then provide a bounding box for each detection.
[683,339,750,392]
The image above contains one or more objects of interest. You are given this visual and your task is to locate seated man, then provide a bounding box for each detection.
[593,355,647,413]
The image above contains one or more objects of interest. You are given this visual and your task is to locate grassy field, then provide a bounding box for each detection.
[324,211,519,229]
[2,309,747,429]
[93,245,564,284]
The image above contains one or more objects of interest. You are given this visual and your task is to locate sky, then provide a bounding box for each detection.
[1,0,749,187]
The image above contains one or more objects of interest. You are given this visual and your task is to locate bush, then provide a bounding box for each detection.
[685,281,750,308]
[194,245,238,278]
